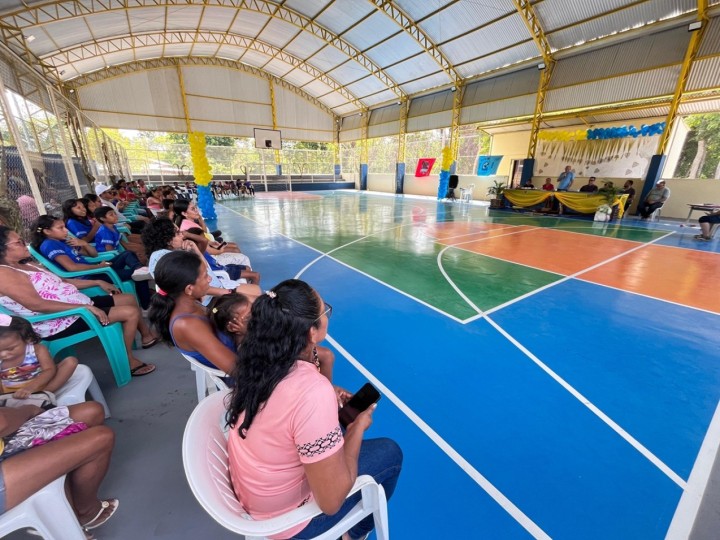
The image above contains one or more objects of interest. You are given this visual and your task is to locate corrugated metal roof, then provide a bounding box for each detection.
[698,16,720,56]
[551,26,688,88]
[463,68,539,107]
[370,104,401,125]
[1,0,712,135]
[688,56,720,91]
[545,66,681,111]
[547,0,696,51]
[420,1,515,44]
[439,13,529,65]
[679,99,720,114]
[584,107,669,123]
[408,89,454,117]
[461,94,536,124]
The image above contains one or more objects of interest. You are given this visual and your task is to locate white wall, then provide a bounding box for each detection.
[491,131,530,177]
[368,173,509,200]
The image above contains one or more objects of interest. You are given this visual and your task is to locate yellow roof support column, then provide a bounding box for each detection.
[360,109,369,165]
[657,0,708,155]
[269,80,281,173]
[175,63,192,134]
[397,97,408,164]
[512,0,555,159]
[450,83,465,164]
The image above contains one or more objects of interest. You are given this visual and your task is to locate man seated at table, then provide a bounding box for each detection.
[579,177,598,193]
[695,208,720,241]
[541,178,554,191]
[638,179,670,219]
[621,180,636,211]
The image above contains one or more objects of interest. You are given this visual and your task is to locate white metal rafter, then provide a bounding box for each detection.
[43,30,363,108]
[67,56,339,118]
[1,0,406,99]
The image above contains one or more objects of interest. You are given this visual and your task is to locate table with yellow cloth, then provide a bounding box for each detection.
[503,189,629,219]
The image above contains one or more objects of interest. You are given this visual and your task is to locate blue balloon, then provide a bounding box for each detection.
[196,185,217,219]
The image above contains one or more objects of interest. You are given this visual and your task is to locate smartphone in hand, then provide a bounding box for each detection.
[217,241,228,249]
[339,383,381,428]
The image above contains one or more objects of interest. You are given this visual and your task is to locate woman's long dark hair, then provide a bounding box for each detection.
[147,250,203,343]
[141,218,175,258]
[30,215,59,250]
[226,279,322,438]
[172,199,191,228]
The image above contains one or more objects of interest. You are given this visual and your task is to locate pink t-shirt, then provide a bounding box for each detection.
[179,218,198,231]
[227,362,343,538]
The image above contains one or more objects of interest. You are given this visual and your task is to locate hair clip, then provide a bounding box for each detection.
[157,288,168,296]
[211,307,218,313]
[0,314,12,326]
[265,290,277,298]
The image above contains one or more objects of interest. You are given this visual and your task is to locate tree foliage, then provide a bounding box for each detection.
[675,114,720,179]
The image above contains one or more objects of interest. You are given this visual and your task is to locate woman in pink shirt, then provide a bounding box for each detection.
[226,280,402,540]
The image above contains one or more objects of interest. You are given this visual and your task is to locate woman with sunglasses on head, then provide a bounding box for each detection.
[147,250,258,375]
[226,280,402,540]
[172,199,244,256]
[0,226,156,377]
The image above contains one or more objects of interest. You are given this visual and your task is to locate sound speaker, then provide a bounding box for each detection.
[449,175,459,189]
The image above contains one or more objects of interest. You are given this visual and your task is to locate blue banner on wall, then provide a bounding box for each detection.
[477,155,503,176]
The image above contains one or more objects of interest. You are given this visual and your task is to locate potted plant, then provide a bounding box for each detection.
[487,180,506,209]
[596,181,620,221]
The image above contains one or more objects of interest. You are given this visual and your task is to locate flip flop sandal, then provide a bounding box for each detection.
[81,498,119,530]
[130,362,156,377]
[141,337,159,349]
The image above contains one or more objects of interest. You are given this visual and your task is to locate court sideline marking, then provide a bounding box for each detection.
[438,230,686,487]
[325,334,552,540]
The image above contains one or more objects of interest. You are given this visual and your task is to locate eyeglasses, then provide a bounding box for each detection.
[313,302,332,323]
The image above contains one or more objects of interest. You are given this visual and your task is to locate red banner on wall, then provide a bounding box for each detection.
[415,158,436,177]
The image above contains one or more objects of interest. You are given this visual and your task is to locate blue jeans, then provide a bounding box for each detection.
[291,438,402,540]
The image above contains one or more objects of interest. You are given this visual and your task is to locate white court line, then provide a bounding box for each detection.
[666,398,720,539]
[436,245,484,315]
[482,315,687,488]
[325,334,552,540]
[219,204,467,323]
[423,224,518,242]
[482,230,676,317]
[574,277,720,317]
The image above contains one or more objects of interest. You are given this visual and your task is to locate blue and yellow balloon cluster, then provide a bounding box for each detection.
[188,131,216,219]
[586,122,665,140]
[539,122,666,142]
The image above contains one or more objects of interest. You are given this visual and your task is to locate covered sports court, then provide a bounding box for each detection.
[1,2,720,539]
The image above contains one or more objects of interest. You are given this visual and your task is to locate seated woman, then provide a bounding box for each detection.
[141,218,251,304]
[144,187,163,213]
[148,250,252,374]
[226,280,402,540]
[63,198,100,243]
[0,401,116,538]
[32,215,151,308]
[0,226,156,376]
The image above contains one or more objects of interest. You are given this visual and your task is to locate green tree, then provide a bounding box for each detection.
[675,114,720,179]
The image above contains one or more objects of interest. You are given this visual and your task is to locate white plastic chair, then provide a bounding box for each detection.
[182,391,389,540]
[649,207,662,222]
[55,364,111,418]
[181,352,230,402]
[460,183,475,203]
[0,475,86,540]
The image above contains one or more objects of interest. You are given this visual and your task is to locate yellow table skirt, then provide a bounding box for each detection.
[503,190,628,218]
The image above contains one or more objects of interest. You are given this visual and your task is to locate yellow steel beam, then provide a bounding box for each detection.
[268,79,280,166]
[449,83,465,161]
[397,97,408,163]
[360,109,369,164]
[68,57,337,117]
[657,0,708,154]
[512,0,555,158]
[176,64,192,134]
[370,0,460,84]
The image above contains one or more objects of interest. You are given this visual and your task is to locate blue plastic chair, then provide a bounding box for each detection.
[28,245,136,297]
[0,304,131,387]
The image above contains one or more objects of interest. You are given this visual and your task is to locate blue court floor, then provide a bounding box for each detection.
[206,191,720,540]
